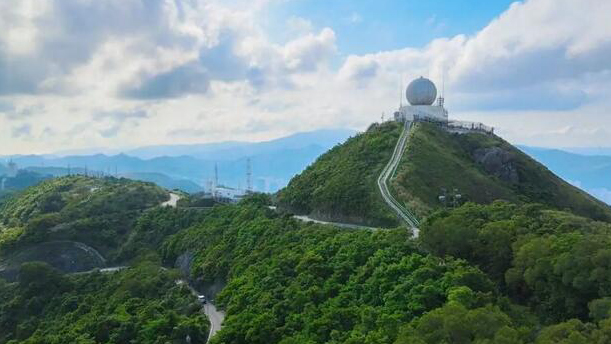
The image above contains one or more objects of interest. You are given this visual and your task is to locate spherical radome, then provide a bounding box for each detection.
[406,77,437,106]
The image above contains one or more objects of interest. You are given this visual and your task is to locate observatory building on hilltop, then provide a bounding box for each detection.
[394,76,448,122]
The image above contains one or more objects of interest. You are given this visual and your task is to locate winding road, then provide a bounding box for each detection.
[204,302,225,342]
[292,215,377,230]
[162,192,181,207]
[377,120,420,235]
[177,279,225,343]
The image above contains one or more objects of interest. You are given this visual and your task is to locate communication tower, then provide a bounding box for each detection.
[246,158,252,193]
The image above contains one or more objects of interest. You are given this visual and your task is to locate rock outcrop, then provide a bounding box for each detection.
[473,147,519,184]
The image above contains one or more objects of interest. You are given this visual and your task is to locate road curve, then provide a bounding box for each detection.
[204,302,225,342]
[177,279,225,343]
[161,193,181,207]
[377,121,420,236]
[292,215,377,230]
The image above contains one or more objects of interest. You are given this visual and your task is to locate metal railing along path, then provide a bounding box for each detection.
[377,121,420,236]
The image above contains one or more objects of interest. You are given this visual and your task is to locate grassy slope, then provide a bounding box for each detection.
[395,123,611,221]
[277,122,402,227]
[279,121,611,226]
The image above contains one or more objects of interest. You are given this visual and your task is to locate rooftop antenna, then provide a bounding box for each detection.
[438,68,445,108]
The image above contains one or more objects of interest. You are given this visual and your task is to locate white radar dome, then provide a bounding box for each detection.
[406,76,437,106]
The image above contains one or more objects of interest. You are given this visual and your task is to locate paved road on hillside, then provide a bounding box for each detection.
[177,279,225,343]
[377,121,420,236]
[203,302,225,342]
[162,193,181,207]
[292,215,377,230]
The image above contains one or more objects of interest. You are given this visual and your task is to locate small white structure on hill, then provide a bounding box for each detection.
[394,76,448,123]
[393,76,494,135]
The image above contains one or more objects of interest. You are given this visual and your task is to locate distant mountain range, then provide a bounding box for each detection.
[518,145,611,204]
[4,128,611,203]
[1,129,357,193]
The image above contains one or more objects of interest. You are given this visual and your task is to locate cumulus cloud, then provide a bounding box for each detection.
[282,28,337,72]
[0,0,197,95]
[121,63,211,99]
[1,0,611,154]
[338,0,611,112]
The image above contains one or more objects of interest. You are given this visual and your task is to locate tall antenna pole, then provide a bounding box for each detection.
[246,158,252,193]
[438,67,446,108]
[214,163,218,189]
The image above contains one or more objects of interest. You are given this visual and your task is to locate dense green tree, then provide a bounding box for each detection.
[0,263,208,344]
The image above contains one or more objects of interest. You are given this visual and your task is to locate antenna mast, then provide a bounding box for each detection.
[438,68,445,108]
[214,163,219,189]
[246,158,252,193]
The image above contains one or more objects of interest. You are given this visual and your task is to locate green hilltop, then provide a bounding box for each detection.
[0,176,207,278]
[278,121,611,226]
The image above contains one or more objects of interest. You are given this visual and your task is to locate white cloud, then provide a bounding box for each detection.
[282,28,337,72]
[1,0,611,154]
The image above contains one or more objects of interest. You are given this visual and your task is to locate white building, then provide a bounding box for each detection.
[394,76,448,123]
[213,186,248,202]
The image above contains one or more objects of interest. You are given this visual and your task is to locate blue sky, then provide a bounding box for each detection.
[266,0,515,55]
[1,0,611,154]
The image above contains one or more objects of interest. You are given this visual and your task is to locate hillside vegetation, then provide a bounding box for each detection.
[161,201,513,343]
[3,173,611,342]
[161,199,611,343]
[277,122,402,227]
[279,121,611,226]
[0,176,179,274]
[395,122,611,221]
[0,262,208,343]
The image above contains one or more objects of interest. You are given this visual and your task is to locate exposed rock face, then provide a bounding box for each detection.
[175,251,194,277]
[473,147,519,184]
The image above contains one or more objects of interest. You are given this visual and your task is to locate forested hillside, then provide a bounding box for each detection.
[0,262,208,343]
[0,176,202,278]
[277,122,402,227]
[3,173,611,342]
[161,199,611,343]
[278,121,611,226]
